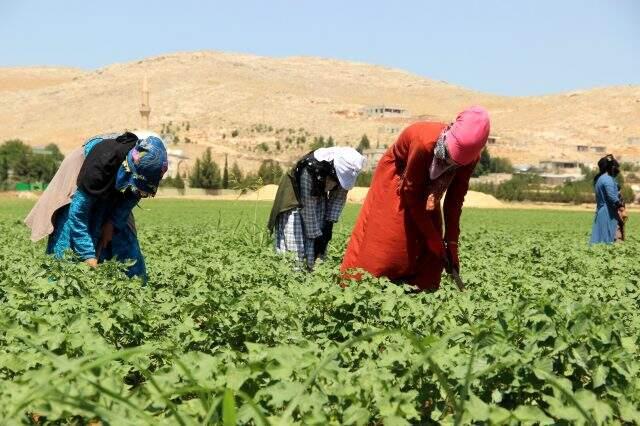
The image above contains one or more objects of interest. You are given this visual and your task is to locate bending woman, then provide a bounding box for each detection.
[25,131,168,278]
[590,154,624,244]
[268,147,365,270]
[341,106,490,291]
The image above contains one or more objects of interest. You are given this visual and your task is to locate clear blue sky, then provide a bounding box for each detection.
[1,0,638,96]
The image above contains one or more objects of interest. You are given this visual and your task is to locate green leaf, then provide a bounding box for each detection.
[342,404,370,425]
[223,388,237,426]
[513,405,554,425]
[488,406,511,424]
[592,365,608,388]
[619,398,640,423]
[466,393,489,421]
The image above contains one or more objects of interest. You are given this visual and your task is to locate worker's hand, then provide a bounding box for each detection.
[97,221,114,259]
[618,207,628,223]
[314,222,334,259]
[85,258,98,268]
[314,235,329,259]
[322,221,334,244]
[445,241,460,273]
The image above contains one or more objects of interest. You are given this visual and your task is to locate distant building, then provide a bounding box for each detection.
[513,164,533,173]
[539,160,581,174]
[627,137,640,145]
[537,160,584,185]
[139,75,151,129]
[470,173,513,186]
[31,146,52,155]
[166,148,190,179]
[362,148,387,171]
[361,105,409,118]
[377,125,402,135]
[539,173,583,186]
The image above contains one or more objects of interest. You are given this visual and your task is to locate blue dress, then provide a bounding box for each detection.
[46,137,146,278]
[589,174,620,244]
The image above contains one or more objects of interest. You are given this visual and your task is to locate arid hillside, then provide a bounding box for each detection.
[1,51,638,171]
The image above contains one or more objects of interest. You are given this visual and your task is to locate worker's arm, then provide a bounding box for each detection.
[298,168,323,239]
[443,160,477,244]
[97,193,140,258]
[397,131,445,257]
[67,189,98,263]
[110,193,140,230]
[602,176,621,208]
[441,160,476,272]
[325,187,348,223]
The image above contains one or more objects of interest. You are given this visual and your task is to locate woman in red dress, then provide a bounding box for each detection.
[341,106,490,291]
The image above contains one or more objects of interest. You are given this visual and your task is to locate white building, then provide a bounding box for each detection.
[166,148,190,179]
[361,105,409,118]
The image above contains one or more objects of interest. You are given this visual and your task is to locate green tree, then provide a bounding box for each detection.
[160,176,175,188]
[189,159,202,187]
[197,148,222,189]
[326,136,335,147]
[0,156,8,187]
[223,155,229,189]
[257,160,283,185]
[0,140,64,183]
[310,136,325,150]
[357,134,370,153]
[0,140,31,173]
[230,162,243,185]
[620,162,640,172]
[490,157,513,173]
[45,143,64,161]
[355,170,373,187]
[174,174,185,189]
[28,153,59,182]
[473,147,491,177]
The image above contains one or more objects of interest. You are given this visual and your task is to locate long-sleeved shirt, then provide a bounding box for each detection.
[298,168,348,239]
[590,173,621,244]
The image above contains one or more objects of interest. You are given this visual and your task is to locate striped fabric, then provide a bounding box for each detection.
[274,168,348,269]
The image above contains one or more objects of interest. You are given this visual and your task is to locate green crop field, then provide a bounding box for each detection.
[1,198,639,425]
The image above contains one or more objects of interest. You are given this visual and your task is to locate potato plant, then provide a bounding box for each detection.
[0,200,639,425]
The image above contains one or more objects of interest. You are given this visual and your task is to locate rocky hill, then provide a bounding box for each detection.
[1,51,639,172]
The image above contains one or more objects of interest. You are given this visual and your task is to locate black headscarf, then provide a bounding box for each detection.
[77,132,138,198]
[593,154,620,186]
[293,151,337,197]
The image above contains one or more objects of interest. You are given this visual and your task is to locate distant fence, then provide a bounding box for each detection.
[15,182,48,191]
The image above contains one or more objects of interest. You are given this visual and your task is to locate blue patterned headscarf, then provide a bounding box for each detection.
[115,136,168,196]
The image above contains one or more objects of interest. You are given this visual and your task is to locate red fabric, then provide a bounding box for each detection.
[340,122,476,291]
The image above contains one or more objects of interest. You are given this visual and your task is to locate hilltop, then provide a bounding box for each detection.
[1,51,639,171]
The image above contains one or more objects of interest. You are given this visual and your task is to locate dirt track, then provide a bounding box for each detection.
[0,188,609,212]
[153,185,603,211]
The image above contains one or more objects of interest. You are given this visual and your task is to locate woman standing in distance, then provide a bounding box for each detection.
[590,154,626,244]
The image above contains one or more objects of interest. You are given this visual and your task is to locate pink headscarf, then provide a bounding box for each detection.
[446,106,490,165]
